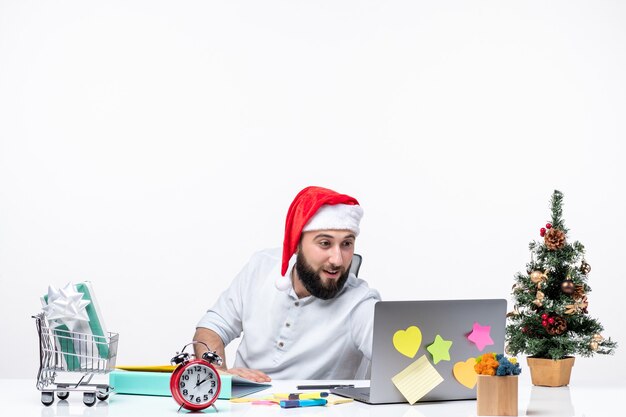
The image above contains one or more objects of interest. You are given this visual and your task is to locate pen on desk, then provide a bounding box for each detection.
[273,392,329,400]
[297,384,355,390]
[289,392,329,400]
[279,399,328,408]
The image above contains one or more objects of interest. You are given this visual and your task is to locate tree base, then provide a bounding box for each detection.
[527,357,575,387]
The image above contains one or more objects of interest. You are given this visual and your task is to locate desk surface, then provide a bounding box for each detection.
[1,378,624,417]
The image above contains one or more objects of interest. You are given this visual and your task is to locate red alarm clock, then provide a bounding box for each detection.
[170,342,223,412]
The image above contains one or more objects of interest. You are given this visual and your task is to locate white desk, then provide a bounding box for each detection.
[1,379,624,417]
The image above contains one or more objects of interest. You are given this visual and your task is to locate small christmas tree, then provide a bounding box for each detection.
[506,190,616,359]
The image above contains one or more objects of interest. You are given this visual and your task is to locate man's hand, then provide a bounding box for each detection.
[225,367,271,383]
[193,329,271,383]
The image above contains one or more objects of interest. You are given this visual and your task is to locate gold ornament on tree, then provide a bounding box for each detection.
[580,259,591,275]
[590,334,604,351]
[544,228,566,250]
[530,270,548,288]
[532,290,545,307]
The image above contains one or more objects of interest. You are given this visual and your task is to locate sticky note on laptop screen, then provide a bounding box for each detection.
[391,354,444,405]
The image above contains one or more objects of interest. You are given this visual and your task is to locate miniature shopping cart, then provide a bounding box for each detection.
[33,313,119,407]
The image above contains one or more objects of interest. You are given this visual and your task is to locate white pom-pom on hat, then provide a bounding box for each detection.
[275,275,292,291]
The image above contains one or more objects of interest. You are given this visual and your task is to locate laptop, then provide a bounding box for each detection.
[331,299,507,404]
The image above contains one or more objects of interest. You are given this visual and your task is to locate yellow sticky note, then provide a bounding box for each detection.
[325,394,354,405]
[391,355,444,405]
[393,326,422,358]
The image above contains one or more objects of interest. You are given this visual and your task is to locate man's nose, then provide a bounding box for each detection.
[328,245,343,266]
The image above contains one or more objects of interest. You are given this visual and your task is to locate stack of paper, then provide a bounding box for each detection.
[109,367,271,399]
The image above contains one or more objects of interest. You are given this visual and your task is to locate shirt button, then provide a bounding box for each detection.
[278,341,284,348]
[294,301,300,307]
[285,322,291,327]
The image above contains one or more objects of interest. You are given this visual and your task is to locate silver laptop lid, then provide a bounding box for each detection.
[369,299,507,404]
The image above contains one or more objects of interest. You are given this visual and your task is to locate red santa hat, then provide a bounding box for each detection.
[280,186,363,278]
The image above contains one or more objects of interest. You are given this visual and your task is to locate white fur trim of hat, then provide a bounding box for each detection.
[302,204,364,235]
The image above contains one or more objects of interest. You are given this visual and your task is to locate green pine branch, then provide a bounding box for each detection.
[549,190,568,233]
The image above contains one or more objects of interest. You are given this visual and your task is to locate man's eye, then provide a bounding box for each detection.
[319,241,330,247]
[342,241,354,247]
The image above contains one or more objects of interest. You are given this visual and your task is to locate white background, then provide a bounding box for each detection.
[1,0,624,384]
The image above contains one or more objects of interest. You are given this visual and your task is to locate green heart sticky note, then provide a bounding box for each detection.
[393,326,422,358]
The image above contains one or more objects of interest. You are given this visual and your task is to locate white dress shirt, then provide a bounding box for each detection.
[197,248,381,379]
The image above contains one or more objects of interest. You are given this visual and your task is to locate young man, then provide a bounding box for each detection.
[193,186,380,381]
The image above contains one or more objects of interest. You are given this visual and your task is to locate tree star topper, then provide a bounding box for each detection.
[467,322,494,351]
[426,335,453,364]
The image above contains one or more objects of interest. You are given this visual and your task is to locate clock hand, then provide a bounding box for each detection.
[195,376,210,387]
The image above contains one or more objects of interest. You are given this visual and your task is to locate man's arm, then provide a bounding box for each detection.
[193,327,227,369]
[193,327,271,382]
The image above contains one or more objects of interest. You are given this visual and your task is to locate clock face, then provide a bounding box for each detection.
[175,362,220,408]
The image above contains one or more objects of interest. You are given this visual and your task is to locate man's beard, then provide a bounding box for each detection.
[295,253,350,300]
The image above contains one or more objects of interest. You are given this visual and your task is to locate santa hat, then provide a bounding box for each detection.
[280,186,363,279]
